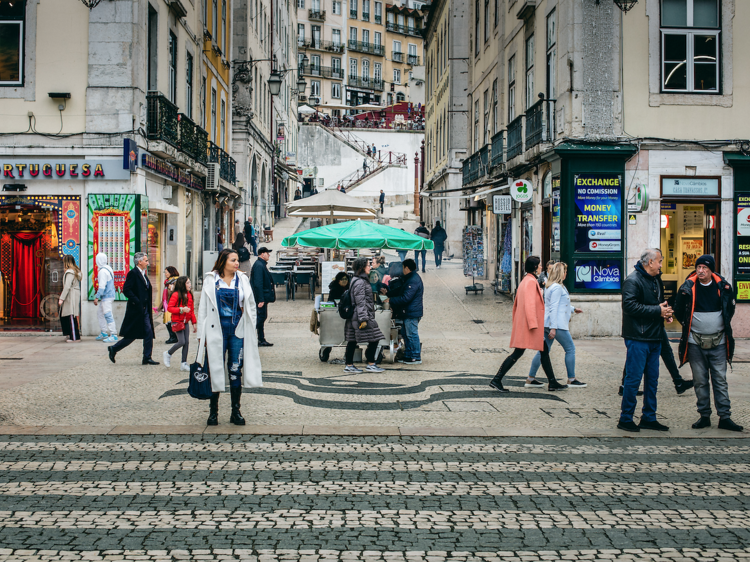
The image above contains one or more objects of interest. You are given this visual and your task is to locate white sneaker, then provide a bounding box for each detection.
[366,364,385,373]
[163,351,171,368]
[343,365,363,373]
[180,362,190,372]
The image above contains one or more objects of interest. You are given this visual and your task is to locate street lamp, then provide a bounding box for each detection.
[613,0,638,11]
[268,71,283,96]
[296,76,307,93]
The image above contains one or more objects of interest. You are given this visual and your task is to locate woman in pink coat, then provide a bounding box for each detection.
[489,256,567,392]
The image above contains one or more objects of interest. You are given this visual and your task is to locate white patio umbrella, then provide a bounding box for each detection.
[286,188,377,222]
[298,104,318,114]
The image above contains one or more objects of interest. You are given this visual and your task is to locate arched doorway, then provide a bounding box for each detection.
[260,163,268,228]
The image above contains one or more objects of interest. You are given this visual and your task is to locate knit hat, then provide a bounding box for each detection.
[695,254,716,272]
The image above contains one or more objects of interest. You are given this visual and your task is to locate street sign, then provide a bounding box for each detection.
[492,195,512,214]
[510,179,533,203]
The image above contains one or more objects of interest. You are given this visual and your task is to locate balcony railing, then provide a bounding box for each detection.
[478,145,489,179]
[350,8,357,17]
[348,76,384,91]
[392,51,403,62]
[309,9,326,20]
[490,130,504,168]
[299,38,345,53]
[362,11,369,21]
[178,114,208,166]
[348,40,385,55]
[208,141,236,185]
[385,22,422,36]
[507,115,524,160]
[374,14,381,23]
[146,92,179,147]
[407,55,420,65]
[525,100,544,149]
[300,64,344,79]
[461,151,482,186]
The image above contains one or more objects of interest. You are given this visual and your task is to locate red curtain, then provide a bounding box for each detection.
[10,232,44,319]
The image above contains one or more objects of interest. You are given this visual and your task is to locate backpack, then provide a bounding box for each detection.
[238,247,250,262]
[338,277,360,320]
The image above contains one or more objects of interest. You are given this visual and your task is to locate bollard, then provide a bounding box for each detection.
[398,216,403,224]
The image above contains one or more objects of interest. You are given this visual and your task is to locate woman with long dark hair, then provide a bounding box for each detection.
[164,276,197,371]
[343,257,385,374]
[59,255,82,342]
[489,256,567,392]
[328,271,350,301]
[197,249,262,425]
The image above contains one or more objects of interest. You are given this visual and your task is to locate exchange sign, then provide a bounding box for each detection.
[574,173,622,253]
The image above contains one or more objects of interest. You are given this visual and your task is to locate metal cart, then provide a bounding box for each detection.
[317,308,400,363]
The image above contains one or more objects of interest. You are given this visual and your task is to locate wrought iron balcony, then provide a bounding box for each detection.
[374,14,381,23]
[490,130,504,168]
[524,99,556,150]
[507,115,524,160]
[461,151,483,186]
[146,92,179,147]
[385,22,422,37]
[300,64,344,79]
[350,8,357,17]
[299,38,345,53]
[362,11,370,21]
[407,55,420,65]
[392,51,403,62]
[178,113,208,166]
[348,40,385,55]
[348,76,384,91]
[207,141,236,185]
[309,9,326,20]
[478,145,489,179]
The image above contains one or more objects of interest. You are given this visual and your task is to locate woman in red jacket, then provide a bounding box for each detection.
[164,276,198,371]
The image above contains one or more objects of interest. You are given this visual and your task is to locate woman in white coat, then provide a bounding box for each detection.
[197,248,263,426]
[526,262,587,388]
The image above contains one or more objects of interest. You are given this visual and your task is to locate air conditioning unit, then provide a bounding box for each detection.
[309,96,320,105]
[206,163,220,191]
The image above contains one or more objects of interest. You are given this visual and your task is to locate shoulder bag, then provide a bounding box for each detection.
[188,334,212,400]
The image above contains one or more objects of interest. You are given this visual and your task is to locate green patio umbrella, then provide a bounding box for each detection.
[281,219,435,250]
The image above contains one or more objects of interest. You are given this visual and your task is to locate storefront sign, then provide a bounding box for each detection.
[736,193,750,276]
[662,177,719,197]
[574,173,622,253]
[510,179,533,203]
[737,281,750,302]
[574,259,622,291]
[141,153,204,191]
[492,195,512,214]
[552,188,560,253]
[0,159,130,181]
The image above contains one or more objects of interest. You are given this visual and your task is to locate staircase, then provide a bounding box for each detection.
[333,163,390,192]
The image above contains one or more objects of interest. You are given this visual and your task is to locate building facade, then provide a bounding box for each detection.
[425,0,750,336]
[0,0,236,334]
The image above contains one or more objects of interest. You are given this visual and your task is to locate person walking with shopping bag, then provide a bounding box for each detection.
[488,256,568,393]
[59,255,82,343]
[164,276,197,372]
[197,249,263,426]
[94,252,118,343]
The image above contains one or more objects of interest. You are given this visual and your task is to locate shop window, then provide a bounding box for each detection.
[0,0,25,86]
[661,0,720,93]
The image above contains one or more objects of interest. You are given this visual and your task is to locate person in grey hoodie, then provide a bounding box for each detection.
[94,252,118,343]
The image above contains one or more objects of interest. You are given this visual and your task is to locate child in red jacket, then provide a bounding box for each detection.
[164,276,198,371]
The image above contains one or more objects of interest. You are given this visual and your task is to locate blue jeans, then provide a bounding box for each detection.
[620,339,661,424]
[414,250,426,271]
[434,249,443,267]
[219,316,244,388]
[529,328,576,380]
[397,250,407,262]
[402,317,421,360]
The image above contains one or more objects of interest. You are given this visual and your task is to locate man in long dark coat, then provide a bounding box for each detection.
[108,252,158,365]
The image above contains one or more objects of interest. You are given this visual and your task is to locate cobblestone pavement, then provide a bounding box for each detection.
[0,435,750,560]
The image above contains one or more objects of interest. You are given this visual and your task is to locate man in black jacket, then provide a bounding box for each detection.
[108,252,158,365]
[674,255,742,431]
[251,247,276,346]
[414,222,430,273]
[618,248,673,433]
[385,259,424,365]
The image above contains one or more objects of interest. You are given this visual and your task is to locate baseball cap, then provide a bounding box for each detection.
[257,247,273,254]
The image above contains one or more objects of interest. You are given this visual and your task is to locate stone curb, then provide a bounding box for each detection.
[0,425,746,438]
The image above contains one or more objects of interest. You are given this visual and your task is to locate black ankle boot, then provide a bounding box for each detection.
[229,387,246,425]
[207,392,219,426]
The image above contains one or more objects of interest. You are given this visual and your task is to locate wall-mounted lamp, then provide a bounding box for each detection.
[613,0,638,12]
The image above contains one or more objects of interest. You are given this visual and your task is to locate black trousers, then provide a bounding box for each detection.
[112,314,153,360]
[256,304,268,342]
[620,330,685,386]
[492,342,556,385]
[345,341,378,364]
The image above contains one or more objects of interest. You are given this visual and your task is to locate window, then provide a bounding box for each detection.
[494,0,498,29]
[297,0,304,7]
[393,68,401,84]
[186,52,194,118]
[332,82,341,98]
[363,0,370,18]
[332,1,341,15]
[203,0,208,28]
[492,78,498,133]
[474,0,479,56]
[220,99,226,147]
[396,91,405,102]
[350,58,358,78]
[311,80,321,96]
[508,55,516,121]
[362,60,370,80]
[374,62,381,83]
[484,0,489,43]
[350,0,357,17]
[201,77,207,128]
[332,57,342,77]
[312,25,321,48]
[168,31,177,103]
[407,16,415,30]
[298,23,305,44]
[375,2,382,21]
[546,10,557,100]
[661,0,720,92]
[387,12,395,24]
[363,29,370,45]
[473,99,479,151]
[525,34,535,109]
[222,0,226,52]
[483,89,490,145]
[350,27,357,44]
[211,88,217,142]
[374,32,382,47]
[147,5,158,91]
[212,0,218,41]
[332,29,341,46]
[393,39,401,55]
[311,54,321,72]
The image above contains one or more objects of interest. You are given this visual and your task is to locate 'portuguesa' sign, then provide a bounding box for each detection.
[0,158,131,181]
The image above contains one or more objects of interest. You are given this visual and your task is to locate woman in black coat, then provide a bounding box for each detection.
[328,272,350,301]
[343,257,385,374]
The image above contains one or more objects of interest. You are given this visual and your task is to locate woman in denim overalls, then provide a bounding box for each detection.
[198,249,263,425]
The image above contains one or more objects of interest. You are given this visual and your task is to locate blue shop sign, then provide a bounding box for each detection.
[574,259,622,291]
[574,173,622,253]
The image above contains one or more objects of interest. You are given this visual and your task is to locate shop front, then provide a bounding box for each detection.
[725,153,750,338]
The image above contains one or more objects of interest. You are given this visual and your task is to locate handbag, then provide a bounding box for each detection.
[171,321,186,332]
[188,335,212,400]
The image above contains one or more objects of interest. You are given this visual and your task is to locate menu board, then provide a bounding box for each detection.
[463,226,485,277]
[682,206,704,237]
[573,173,622,253]
[737,194,750,277]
